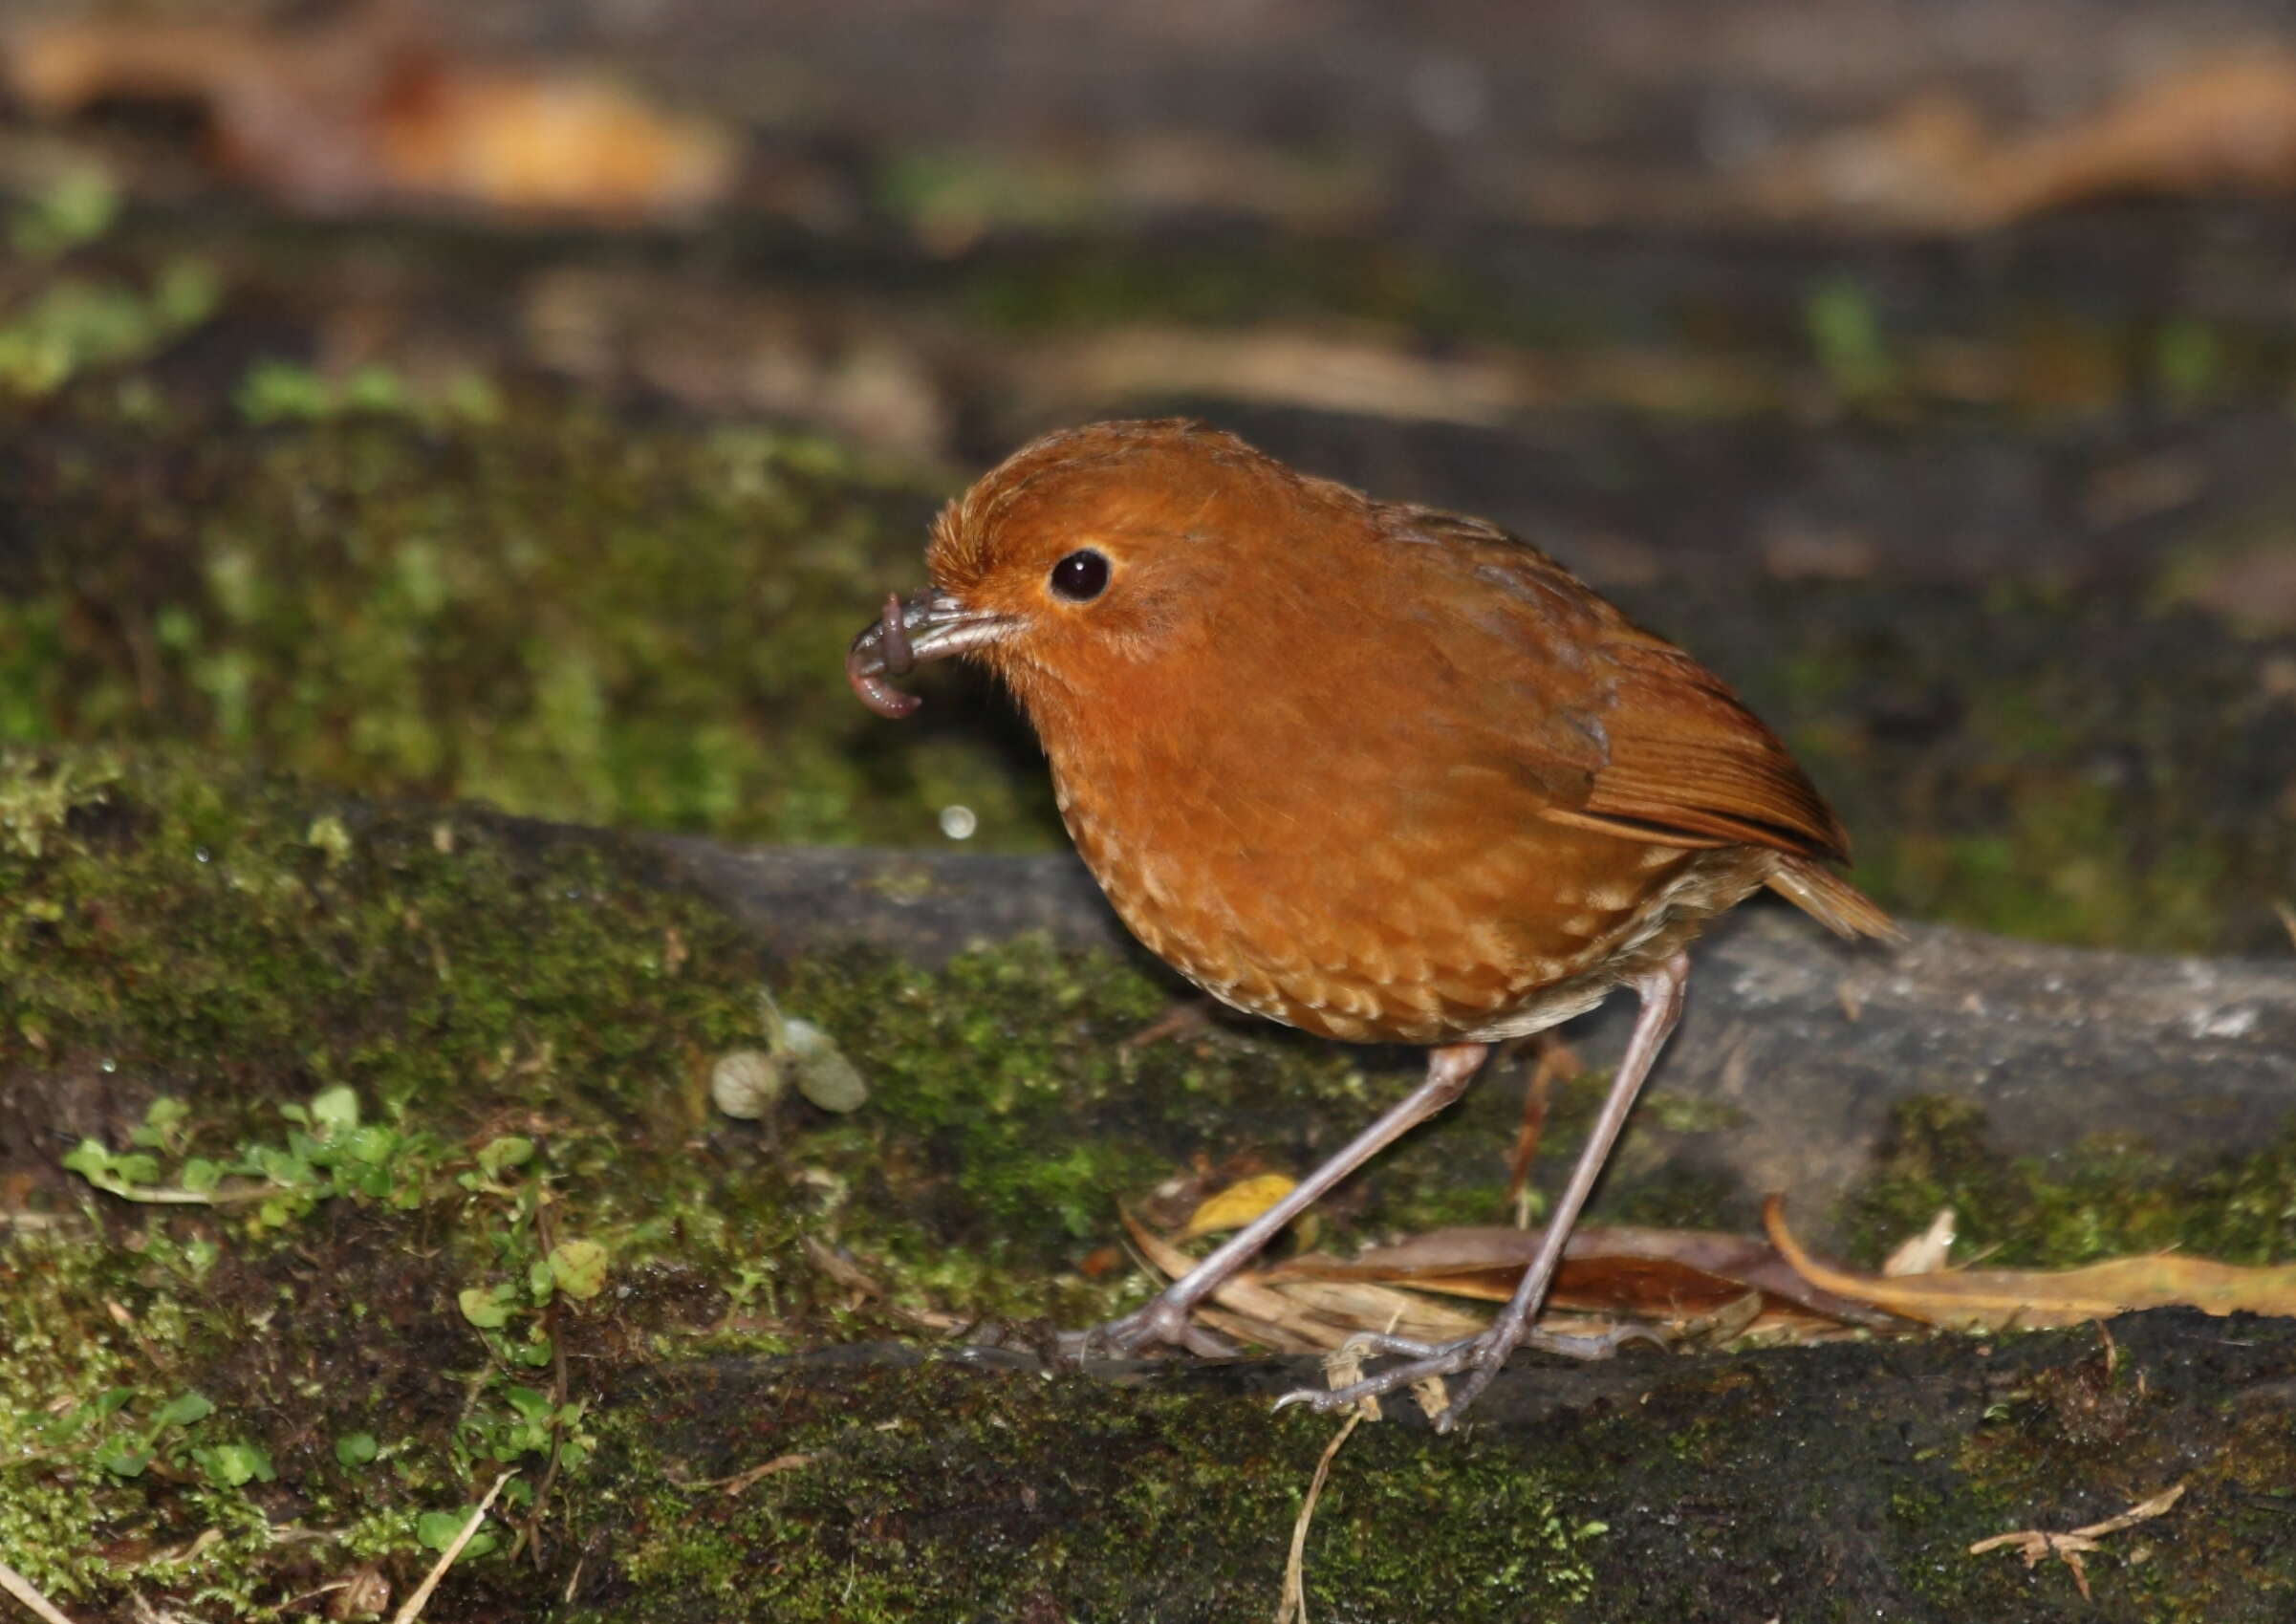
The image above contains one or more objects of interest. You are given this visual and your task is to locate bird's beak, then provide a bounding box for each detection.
[845,589,1015,719]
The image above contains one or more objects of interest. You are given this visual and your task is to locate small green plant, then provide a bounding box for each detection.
[0,260,217,397]
[416,1505,502,1562]
[0,751,119,859]
[190,1440,275,1488]
[60,1086,444,1230]
[9,167,121,260]
[235,358,502,426]
[1806,276,1896,399]
[38,1387,225,1482]
[2154,318,2222,405]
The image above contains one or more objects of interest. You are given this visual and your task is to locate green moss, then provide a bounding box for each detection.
[5,746,2292,1619]
[783,942,1541,1303]
[0,387,1058,852]
[1692,577,2292,955]
[584,1360,1598,1623]
[1857,780,2232,951]
[1843,1094,2296,1268]
[0,745,1582,1613]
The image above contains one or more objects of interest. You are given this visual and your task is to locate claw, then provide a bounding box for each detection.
[1274,1319,1663,1428]
[1055,1297,1238,1365]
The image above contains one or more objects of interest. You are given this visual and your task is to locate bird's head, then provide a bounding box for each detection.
[846,419,1319,726]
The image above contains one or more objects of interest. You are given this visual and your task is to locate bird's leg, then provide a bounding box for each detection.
[1276,950,1690,1431]
[1502,1031,1581,1227]
[1061,1042,1489,1361]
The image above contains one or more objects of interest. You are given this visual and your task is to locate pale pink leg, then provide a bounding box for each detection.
[1276,950,1690,1431]
[1066,1042,1490,1358]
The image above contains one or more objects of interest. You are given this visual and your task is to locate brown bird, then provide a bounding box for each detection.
[846,419,1893,1427]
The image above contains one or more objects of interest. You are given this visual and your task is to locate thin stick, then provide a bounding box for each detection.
[73,1177,273,1206]
[0,1560,76,1624]
[1275,1413,1358,1624]
[392,1469,514,1624]
[1275,1329,1393,1624]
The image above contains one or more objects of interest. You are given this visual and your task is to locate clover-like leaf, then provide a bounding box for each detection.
[457,1287,510,1330]
[548,1240,608,1300]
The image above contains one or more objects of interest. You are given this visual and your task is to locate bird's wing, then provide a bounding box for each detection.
[1567,626,1850,859]
[1389,507,1851,862]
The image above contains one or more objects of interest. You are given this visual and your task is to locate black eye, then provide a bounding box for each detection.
[1050,549,1110,602]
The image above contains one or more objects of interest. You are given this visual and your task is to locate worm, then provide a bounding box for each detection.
[845,595,922,719]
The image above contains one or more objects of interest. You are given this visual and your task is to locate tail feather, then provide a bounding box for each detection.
[1765,855,1900,942]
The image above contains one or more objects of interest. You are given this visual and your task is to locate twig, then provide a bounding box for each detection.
[391,1468,514,1624]
[0,1559,76,1624]
[1968,1482,2186,1599]
[1275,1333,1389,1624]
[74,1176,273,1206]
[1275,1412,1358,1624]
[680,1453,814,1496]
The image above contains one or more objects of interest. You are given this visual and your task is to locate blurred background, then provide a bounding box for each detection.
[3,0,2294,953]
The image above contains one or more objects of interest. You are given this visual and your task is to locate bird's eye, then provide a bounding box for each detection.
[1049,549,1111,602]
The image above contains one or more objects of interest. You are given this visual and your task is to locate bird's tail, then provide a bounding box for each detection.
[1765,855,1901,942]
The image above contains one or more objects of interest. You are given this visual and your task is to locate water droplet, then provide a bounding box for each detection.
[193,847,211,864]
[939,804,978,840]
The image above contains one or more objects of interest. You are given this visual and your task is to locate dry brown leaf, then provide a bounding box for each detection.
[1747,54,2296,229]
[1765,1196,2296,1329]
[1267,1223,1901,1330]
[6,14,732,222]
[1966,56,2296,227]
[1123,1212,1484,1353]
[1028,327,1536,428]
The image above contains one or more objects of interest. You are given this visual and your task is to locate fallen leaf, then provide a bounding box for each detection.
[1267,1223,1901,1329]
[1966,56,2296,227]
[1124,1211,1484,1353]
[1746,54,2296,229]
[6,13,733,222]
[1178,1173,1298,1242]
[1766,1196,2296,1329]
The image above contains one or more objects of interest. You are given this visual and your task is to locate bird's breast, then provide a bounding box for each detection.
[1045,708,1759,1047]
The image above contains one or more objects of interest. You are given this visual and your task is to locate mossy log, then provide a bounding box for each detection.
[583,1308,2296,1621]
[666,838,2296,1245]
[6,754,2295,1622]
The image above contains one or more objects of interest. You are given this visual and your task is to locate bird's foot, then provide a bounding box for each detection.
[1055,1293,1239,1365]
[1274,1321,1663,1432]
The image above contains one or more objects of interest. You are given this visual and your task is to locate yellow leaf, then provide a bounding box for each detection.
[1765,1195,2296,1330]
[1178,1174,1298,1242]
